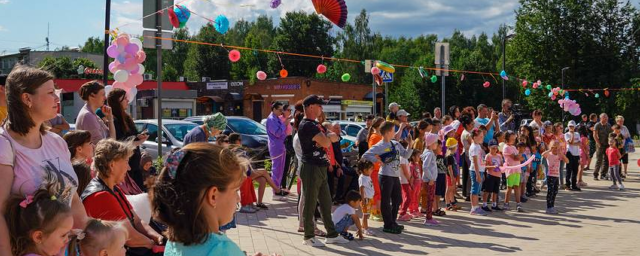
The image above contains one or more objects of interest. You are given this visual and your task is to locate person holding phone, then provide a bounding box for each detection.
[76,80,116,144]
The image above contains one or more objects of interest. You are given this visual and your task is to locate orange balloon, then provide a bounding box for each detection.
[280,69,288,78]
[604,90,610,97]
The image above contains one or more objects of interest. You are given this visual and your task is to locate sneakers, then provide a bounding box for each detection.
[571,187,582,191]
[255,203,269,210]
[274,190,290,196]
[481,206,493,212]
[303,237,325,247]
[470,208,488,216]
[545,207,558,214]
[383,226,402,234]
[363,229,375,236]
[503,203,511,211]
[516,205,524,212]
[609,185,619,190]
[594,176,599,181]
[520,197,529,203]
[491,205,504,211]
[339,232,354,241]
[433,209,447,216]
[424,219,440,226]
[579,181,588,187]
[619,184,625,190]
[239,205,257,213]
[398,214,412,221]
[325,235,350,244]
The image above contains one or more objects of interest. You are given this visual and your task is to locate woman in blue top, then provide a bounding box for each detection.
[152,143,257,256]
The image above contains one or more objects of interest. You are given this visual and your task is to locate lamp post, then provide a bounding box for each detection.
[561,67,570,121]
[502,33,515,101]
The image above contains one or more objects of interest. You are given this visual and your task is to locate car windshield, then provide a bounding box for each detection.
[165,123,198,142]
[228,118,267,135]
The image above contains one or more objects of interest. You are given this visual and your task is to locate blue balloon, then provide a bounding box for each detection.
[565,91,569,98]
[525,89,531,96]
[565,95,570,99]
[500,70,507,77]
[214,15,230,34]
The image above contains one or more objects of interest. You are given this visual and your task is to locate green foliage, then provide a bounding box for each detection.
[80,37,105,54]
[38,56,75,78]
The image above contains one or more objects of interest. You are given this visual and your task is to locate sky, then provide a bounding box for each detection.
[0,0,635,55]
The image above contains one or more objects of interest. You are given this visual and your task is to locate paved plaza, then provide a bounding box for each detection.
[227,151,640,256]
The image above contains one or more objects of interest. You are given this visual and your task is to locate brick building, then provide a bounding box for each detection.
[243,77,384,121]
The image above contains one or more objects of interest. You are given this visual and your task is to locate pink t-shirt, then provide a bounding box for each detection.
[502,145,521,175]
[546,153,561,177]
[485,154,503,177]
[0,128,77,206]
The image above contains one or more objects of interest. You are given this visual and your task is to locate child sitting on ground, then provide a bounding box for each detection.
[331,191,365,240]
[358,158,376,236]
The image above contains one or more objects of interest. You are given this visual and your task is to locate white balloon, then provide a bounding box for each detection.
[114,70,129,83]
[137,64,145,75]
[130,38,143,50]
[104,85,113,96]
[128,87,137,104]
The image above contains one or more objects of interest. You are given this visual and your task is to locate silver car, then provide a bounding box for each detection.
[134,119,200,159]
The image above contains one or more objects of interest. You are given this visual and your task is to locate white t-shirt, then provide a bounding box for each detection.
[564,131,581,156]
[461,129,472,153]
[468,143,486,172]
[399,157,410,184]
[293,133,302,176]
[332,204,356,225]
[358,174,374,199]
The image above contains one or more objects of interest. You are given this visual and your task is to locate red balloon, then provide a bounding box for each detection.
[317,64,327,74]
[637,158,640,167]
[604,90,610,97]
[483,81,490,88]
[228,50,241,62]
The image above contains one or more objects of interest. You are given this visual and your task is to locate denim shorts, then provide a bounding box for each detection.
[334,214,354,232]
[469,170,484,196]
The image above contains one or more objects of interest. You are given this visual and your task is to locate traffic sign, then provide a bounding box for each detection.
[380,70,393,83]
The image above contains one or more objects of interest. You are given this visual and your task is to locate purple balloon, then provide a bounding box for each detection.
[107,44,120,58]
[108,62,117,73]
[125,43,139,55]
[130,64,140,74]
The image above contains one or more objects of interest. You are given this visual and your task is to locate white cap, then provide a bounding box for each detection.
[388,102,400,109]
[397,109,410,117]
[568,120,577,127]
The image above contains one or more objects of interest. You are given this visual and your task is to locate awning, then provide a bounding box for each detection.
[197,96,224,103]
[243,93,263,100]
[363,91,384,100]
[225,92,242,101]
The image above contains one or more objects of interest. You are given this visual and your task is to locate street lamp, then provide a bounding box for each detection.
[561,67,570,121]
[502,33,515,101]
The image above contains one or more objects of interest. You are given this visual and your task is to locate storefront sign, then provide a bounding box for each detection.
[230,81,244,87]
[342,100,373,106]
[326,99,342,105]
[207,81,228,90]
[273,84,301,90]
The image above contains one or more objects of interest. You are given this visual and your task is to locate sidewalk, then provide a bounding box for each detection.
[228,151,640,256]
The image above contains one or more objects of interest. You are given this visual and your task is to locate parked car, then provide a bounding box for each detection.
[133,119,200,159]
[183,116,269,160]
[338,121,366,138]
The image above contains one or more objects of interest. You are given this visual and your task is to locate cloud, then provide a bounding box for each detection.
[0,25,7,32]
[0,0,9,4]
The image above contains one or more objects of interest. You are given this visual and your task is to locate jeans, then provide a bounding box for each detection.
[469,170,484,196]
[565,152,580,188]
[334,214,354,233]
[300,163,338,240]
[379,175,402,229]
[594,144,610,178]
[559,161,565,185]
[609,165,623,186]
[546,176,559,209]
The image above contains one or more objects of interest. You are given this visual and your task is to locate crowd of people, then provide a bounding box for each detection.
[0,66,635,255]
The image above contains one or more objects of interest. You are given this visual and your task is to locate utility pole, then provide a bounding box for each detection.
[46,23,50,51]
[440,44,446,113]
[156,0,164,158]
[103,0,111,86]
[502,35,506,101]
[561,67,570,122]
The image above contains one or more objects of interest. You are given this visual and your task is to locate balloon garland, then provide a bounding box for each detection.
[107,34,145,104]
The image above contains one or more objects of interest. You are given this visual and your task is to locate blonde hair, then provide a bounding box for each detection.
[70,219,128,256]
[92,139,134,178]
[615,115,624,122]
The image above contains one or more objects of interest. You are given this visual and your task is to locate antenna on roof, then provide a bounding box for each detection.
[46,23,50,51]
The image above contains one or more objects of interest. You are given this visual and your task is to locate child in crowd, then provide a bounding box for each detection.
[70,219,129,256]
[503,131,524,212]
[494,131,507,189]
[140,153,158,190]
[517,141,531,202]
[421,133,440,226]
[541,141,569,214]
[63,130,95,164]
[469,129,488,215]
[606,138,625,190]
[72,162,92,197]
[578,125,590,187]
[483,139,503,211]
[445,138,461,211]
[611,125,627,180]
[433,142,447,216]
[6,184,74,256]
[408,151,423,217]
[152,143,252,256]
[363,122,413,234]
[528,145,542,197]
[331,191,364,241]
[358,159,376,236]
[398,141,414,221]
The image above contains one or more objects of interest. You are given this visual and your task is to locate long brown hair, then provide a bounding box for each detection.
[152,143,248,245]
[107,88,133,134]
[4,65,54,135]
[63,130,92,159]
[367,117,385,142]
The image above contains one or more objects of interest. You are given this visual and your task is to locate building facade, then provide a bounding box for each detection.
[0,48,104,75]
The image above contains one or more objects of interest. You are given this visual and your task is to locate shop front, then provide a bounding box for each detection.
[341,100,374,121]
[191,80,244,116]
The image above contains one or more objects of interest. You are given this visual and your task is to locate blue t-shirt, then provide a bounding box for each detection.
[183,126,207,146]
[165,233,245,256]
[532,152,541,171]
[474,117,494,144]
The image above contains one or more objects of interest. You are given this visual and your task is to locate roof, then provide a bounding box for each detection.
[54,79,189,92]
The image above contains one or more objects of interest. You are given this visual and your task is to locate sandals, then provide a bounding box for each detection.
[433,209,447,216]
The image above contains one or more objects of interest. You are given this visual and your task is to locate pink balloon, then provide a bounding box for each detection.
[256,71,267,81]
[124,58,138,70]
[129,73,143,86]
[125,43,139,55]
[371,67,380,75]
[136,51,146,63]
[130,65,140,74]
[113,81,126,90]
[108,62,117,73]
[522,80,528,87]
[107,44,120,58]
[116,35,129,47]
[532,83,539,89]
[483,81,490,88]
[317,64,327,74]
[228,50,241,62]
[551,95,557,101]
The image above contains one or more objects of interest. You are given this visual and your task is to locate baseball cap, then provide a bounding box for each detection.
[388,102,400,109]
[303,94,324,107]
[568,120,577,127]
[425,133,438,147]
[446,137,458,148]
[397,109,410,117]
[489,139,498,147]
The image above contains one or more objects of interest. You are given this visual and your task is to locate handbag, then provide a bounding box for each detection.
[625,138,635,153]
[379,142,398,164]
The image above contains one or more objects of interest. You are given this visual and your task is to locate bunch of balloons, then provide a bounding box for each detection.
[558,98,581,116]
[107,34,146,102]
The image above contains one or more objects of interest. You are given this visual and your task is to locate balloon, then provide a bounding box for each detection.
[370,67,380,75]
[375,61,395,73]
[108,62,117,73]
[546,84,552,90]
[130,65,140,74]
[214,15,230,34]
[595,93,600,98]
[116,35,129,47]
[116,54,126,64]
[341,73,351,82]
[532,83,539,89]
[112,81,126,90]
[553,90,558,96]
[604,90,610,97]
[124,58,138,71]
[316,64,327,74]
[104,85,113,96]
[256,71,267,81]
[127,87,137,104]
[431,75,438,83]
[279,69,288,78]
[114,70,129,83]
[522,80,528,87]
[525,89,531,96]
[374,74,383,86]
[129,73,143,86]
[136,51,147,63]
[483,81,490,88]
[137,64,145,75]
[637,158,640,167]
[565,91,569,98]
[270,0,281,8]
[500,70,507,77]
[130,38,143,50]
[228,50,241,62]
[551,95,556,101]
[125,43,139,55]
[107,44,120,58]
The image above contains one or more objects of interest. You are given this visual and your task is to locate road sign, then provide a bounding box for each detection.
[435,42,450,76]
[143,0,174,31]
[380,70,393,83]
[142,30,173,49]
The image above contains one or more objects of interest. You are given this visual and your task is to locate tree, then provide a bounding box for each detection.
[38,56,74,78]
[81,37,105,54]
[183,23,231,81]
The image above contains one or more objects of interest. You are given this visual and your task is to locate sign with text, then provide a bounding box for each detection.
[230,81,244,87]
[273,84,301,90]
[207,81,228,90]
